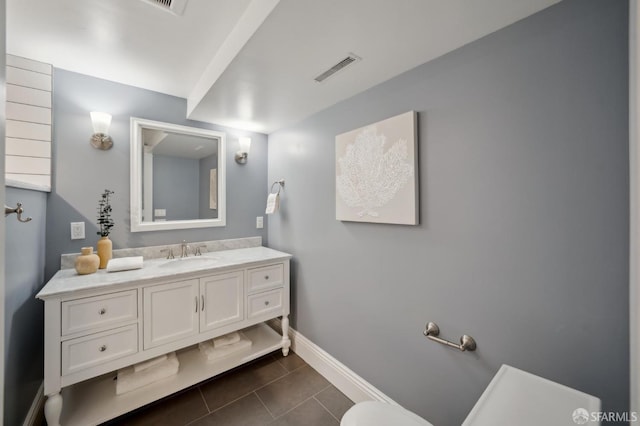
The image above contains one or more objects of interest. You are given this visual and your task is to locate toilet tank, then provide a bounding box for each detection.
[462,365,601,426]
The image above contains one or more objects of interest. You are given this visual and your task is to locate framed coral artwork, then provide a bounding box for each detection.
[335,111,418,225]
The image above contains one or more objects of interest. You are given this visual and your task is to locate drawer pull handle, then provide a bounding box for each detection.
[201,295,205,311]
[99,308,106,315]
[264,300,270,306]
[195,296,198,313]
[265,275,270,280]
[99,345,107,352]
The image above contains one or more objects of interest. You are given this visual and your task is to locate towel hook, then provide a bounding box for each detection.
[5,202,32,223]
[270,179,285,195]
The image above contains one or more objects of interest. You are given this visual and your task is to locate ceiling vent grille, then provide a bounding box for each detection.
[314,54,361,83]
[141,0,188,16]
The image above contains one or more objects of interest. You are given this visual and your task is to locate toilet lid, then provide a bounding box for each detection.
[341,401,433,426]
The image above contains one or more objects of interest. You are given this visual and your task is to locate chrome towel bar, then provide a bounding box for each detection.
[423,322,477,352]
[4,202,32,223]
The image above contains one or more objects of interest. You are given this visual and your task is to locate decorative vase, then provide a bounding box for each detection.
[97,236,113,269]
[75,247,100,275]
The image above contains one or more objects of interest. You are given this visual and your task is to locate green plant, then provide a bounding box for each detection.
[97,189,115,237]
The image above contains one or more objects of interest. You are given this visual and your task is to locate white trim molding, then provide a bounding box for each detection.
[631,0,639,417]
[269,319,397,406]
[22,382,44,426]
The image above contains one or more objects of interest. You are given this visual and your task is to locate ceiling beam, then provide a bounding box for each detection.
[187,0,279,118]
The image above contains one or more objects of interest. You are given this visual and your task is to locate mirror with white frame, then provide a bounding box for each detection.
[130,117,226,232]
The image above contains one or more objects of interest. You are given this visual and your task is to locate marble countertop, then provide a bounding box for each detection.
[37,246,292,299]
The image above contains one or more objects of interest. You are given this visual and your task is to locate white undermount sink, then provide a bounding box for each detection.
[157,256,217,268]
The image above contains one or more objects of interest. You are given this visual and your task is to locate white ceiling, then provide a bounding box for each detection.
[143,129,218,160]
[7,0,561,134]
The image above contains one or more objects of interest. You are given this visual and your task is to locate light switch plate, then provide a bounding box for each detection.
[256,216,264,229]
[70,222,85,240]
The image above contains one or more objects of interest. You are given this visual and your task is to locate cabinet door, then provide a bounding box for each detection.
[143,279,199,349]
[200,271,244,332]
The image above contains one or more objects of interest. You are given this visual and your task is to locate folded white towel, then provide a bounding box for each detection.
[133,354,168,373]
[107,256,144,272]
[265,193,279,215]
[116,352,179,395]
[199,332,252,362]
[213,332,241,348]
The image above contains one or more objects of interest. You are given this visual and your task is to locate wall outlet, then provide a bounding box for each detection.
[70,222,85,240]
[256,216,264,229]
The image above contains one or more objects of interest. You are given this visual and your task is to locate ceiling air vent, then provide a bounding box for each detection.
[314,54,361,83]
[141,0,188,16]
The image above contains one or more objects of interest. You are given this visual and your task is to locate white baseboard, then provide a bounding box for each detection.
[269,319,397,406]
[22,381,44,426]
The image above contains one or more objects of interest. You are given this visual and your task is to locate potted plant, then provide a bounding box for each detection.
[96,189,115,268]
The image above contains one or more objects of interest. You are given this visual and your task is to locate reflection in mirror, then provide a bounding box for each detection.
[130,118,226,232]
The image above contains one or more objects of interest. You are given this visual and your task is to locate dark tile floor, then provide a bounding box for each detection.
[100,351,353,426]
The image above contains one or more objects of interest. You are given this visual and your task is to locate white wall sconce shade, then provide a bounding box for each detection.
[90,111,113,150]
[235,137,251,164]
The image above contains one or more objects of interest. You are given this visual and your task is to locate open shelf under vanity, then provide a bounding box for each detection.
[60,323,283,425]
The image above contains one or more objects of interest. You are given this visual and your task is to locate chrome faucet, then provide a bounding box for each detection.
[181,240,190,258]
[161,247,175,259]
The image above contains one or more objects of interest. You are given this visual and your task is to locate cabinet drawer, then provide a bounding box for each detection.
[247,288,283,319]
[61,290,137,336]
[61,324,138,375]
[247,264,284,293]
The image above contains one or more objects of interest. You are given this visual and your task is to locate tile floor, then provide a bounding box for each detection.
[100,351,354,426]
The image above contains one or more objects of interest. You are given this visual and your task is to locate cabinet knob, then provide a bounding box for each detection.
[99,308,106,315]
[265,275,270,280]
[264,300,270,306]
[99,345,107,352]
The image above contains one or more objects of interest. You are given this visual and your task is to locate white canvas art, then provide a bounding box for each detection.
[335,111,419,225]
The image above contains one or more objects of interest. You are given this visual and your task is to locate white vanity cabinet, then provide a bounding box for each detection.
[37,247,291,426]
[143,279,199,348]
[142,271,245,349]
[200,271,244,332]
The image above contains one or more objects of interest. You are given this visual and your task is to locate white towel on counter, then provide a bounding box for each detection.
[107,256,144,272]
[265,193,279,214]
[213,331,241,348]
[116,352,179,395]
[199,332,252,362]
[133,354,168,373]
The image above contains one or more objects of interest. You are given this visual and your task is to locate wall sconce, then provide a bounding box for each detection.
[235,137,251,164]
[90,111,113,150]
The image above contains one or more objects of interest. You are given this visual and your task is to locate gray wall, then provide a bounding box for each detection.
[46,69,269,280]
[4,187,47,426]
[153,155,199,220]
[267,1,629,425]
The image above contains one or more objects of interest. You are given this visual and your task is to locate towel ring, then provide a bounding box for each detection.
[270,179,285,195]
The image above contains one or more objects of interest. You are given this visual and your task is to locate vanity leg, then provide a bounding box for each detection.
[281,315,291,356]
[44,392,63,426]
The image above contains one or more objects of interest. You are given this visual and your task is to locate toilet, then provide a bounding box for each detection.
[341,401,433,426]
